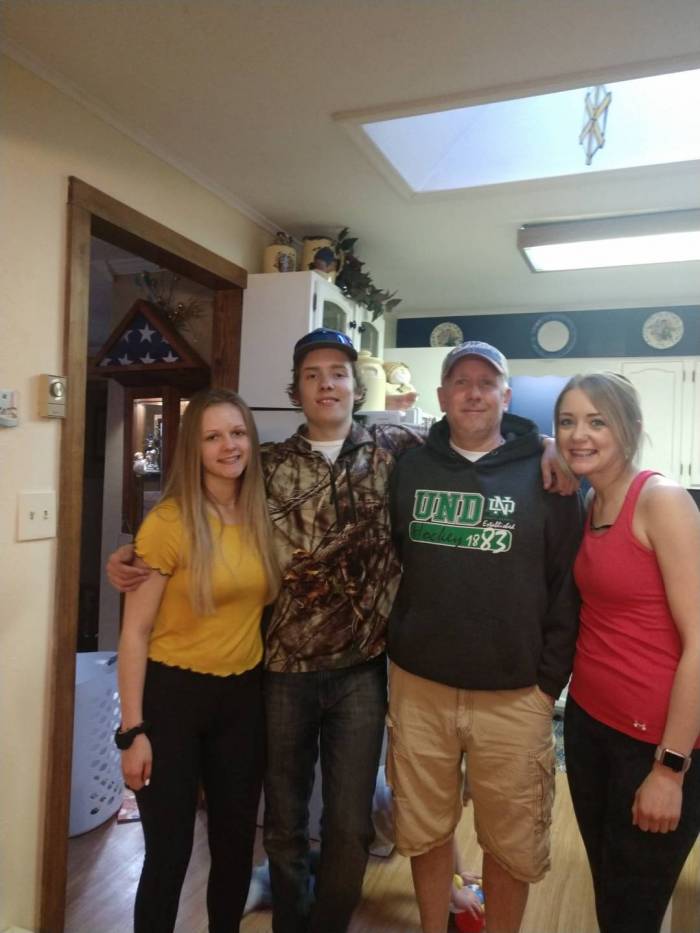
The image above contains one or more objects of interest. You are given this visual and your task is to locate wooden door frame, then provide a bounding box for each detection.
[40,177,248,932]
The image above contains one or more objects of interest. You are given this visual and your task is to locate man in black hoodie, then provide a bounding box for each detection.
[387,341,582,933]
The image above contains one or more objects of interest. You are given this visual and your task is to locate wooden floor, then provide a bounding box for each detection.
[66,773,700,932]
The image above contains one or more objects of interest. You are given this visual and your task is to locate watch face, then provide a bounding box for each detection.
[642,311,684,350]
[655,746,691,773]
[430,322,464,347]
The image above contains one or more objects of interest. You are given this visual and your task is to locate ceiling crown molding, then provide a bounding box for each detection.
[0,38,281,236]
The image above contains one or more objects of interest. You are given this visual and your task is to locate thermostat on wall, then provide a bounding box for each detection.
[39,374,67,418]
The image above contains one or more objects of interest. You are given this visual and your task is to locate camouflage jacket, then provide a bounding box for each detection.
[261,421,423,672]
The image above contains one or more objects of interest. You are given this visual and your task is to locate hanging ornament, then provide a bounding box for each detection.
[579,85,612,165]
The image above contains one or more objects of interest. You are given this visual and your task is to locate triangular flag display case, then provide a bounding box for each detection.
[92,299,210,388]
[92,299,211,534]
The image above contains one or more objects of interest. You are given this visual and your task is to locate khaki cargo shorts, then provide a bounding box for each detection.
[386,662,556,883]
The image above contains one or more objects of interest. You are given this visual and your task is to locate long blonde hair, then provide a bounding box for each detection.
[161,388,280,614]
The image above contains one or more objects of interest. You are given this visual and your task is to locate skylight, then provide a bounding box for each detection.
[361,69,700,192]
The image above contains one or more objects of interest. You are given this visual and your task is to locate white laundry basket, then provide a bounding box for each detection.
[69,651,124,837]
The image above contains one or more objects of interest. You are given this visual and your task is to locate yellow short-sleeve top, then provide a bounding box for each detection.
[135,498,266,676]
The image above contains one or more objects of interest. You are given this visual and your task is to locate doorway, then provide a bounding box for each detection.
[41,177,248,933]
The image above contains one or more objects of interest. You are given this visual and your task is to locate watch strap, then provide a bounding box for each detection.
[654,745,692,775]
[115,721,149,750]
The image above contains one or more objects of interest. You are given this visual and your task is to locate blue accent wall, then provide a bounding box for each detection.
[509,375,569,435]
[396,306,700,357]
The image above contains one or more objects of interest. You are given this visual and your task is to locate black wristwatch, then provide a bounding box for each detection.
[654,745,692,775]
[115,721,150,750]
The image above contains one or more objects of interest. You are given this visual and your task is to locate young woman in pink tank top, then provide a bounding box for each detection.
[555,372,700,933]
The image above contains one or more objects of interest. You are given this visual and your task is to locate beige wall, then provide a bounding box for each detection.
[0,54,270,930]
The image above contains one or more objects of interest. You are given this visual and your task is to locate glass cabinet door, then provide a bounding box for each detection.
[360,320,380,356]
[355,306,385,358]
[131,396,164,529]
[322,298,351,333]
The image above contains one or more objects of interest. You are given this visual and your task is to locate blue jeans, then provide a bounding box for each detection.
[565,696,700,933]
[263,655,387,933]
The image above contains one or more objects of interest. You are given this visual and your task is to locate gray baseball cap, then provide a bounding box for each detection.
[441,340,509,381]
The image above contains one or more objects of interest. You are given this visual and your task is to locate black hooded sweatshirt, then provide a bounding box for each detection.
[388,412,583,698]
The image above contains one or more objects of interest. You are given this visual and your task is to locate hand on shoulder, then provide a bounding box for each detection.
[540,436,578,496]
[106,543,147,592]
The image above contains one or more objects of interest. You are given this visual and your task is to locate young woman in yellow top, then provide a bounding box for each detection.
[116,388,279,933]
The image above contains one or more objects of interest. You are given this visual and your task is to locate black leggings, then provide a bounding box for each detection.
[564,696,700,933]
[134,660,265,933]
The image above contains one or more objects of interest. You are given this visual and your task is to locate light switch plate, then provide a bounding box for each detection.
[17,491,57,541]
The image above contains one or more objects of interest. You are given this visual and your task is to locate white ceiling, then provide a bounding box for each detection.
[2,0,700,318]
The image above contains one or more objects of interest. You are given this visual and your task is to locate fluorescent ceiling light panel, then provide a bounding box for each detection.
[361,69,700,192]
[518,210,700,272]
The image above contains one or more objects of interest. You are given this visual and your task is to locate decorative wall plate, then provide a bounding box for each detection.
[429,322,464,347]
[531,314,577,357]
[642,310,684,350]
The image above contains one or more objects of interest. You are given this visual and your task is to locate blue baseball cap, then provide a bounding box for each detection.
[293,328,358,365]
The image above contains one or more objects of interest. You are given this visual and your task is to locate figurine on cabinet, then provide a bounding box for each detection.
[383,360,418,410]
[143,431,160,472]
[133,451,148,475]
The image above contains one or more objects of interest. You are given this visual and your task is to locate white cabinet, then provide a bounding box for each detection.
[239,271,369,408]
[621,360,685,482]
[621,359,699,486]
[689,361,700,487]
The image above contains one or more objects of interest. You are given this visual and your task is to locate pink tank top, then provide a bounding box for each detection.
[570,470,697,746]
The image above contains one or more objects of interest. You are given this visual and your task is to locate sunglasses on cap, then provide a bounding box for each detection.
[293,328,358,363]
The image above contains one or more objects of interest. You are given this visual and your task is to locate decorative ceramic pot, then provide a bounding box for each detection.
[356,350,387,411]
[301,236,334,273]
[263,243,297,273]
